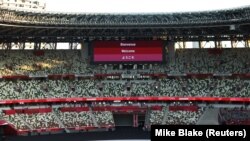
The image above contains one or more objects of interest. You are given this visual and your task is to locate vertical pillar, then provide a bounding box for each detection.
[48,42,57,50]
[84,41,90,59]
[119,64,123,70]
[167,41,175,64]
[34,42,39,50]
[22,42,26,50]
[38,43,41,50]
[214,41,218,48]
[199,41,205,48]
[214,41,222,48]
[217,41,222,48]
[69,42,73,50]
[81,41,89,60]
[74,43,79,49]
[149,64,153,69]
[7,42,11,50]
[54,42,57,50]
[231,40,237,48]
[182,41,186,49]
[133,114,138,127]
[134,64,137,70]
[245,40,249,48]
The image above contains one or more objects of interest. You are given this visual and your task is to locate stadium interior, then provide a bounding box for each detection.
[0,3,250,141]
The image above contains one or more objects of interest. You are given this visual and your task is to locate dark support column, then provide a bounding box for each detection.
[54,42,57,50]
[22,42,26,50]
[214,41,218,48]
[199,41,204,48]
[217,41,222,48]
[167,41,175,64]
[231,40,237,48]
[133,114,138,127]
[34,42,39,50]
[182,41,186,49]
[69,42,73,50]
[38,43,41,50]
[245,40,249,48]
[7,42,11,50]
[80,41,90,60]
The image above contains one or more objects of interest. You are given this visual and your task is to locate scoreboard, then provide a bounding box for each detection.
[92,41,164,63]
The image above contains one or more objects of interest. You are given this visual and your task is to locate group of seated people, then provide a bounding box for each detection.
[0,48,250,75]
[149,106,204,125]
[0,50,92,76]
[1,105,205,131]
[167,48,250,74]
[0,49,249,129]
[0,78,249,100]
[0,113,30,130]
[0,106,115,131]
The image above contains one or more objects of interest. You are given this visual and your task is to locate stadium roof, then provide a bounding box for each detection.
[0,6,249,42]
[1,6,250,26]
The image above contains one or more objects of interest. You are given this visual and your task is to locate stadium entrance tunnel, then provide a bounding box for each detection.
[113,113,145,127]
[114,114,134,126]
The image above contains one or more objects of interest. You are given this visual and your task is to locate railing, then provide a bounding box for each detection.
[0,97,249,105]
[2,73,250,80]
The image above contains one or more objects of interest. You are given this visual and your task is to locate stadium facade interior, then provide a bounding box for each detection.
[0,4,249,141]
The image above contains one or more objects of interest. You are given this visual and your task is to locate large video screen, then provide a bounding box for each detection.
[93,41,163,63]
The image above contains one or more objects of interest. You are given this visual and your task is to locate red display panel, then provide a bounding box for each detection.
[93,41,163,62]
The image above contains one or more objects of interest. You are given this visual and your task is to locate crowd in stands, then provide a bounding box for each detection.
[1,113,30,130]
[0,49,249,131]
[167,49,250,74]
[163,109,204,125]
[149,111,165,125]
[0,80,97,99]
[0,50,92,76]
[92,111,115,126]
[1,105,205,131]
[158,78,249,97]
[1,107,115,131]
[0,49,250,75]
[0,78,249,100]
[19,113,60,129]
[56,110,95,128]
[149,107,204,125]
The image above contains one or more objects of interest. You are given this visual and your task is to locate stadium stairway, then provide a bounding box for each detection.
[161,106,169,125]
[52,109,69,133]
[89,107,98,127]
[16,114,34,130]
[196,108,219,125]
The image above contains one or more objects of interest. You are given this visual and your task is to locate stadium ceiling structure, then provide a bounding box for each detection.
[0,6,250,42]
